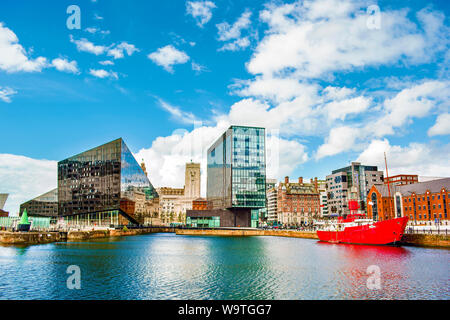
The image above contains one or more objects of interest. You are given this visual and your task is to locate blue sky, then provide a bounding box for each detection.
[0,0,449,214]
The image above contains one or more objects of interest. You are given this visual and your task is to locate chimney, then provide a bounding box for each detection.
[314,177,318,191]
[285,176,289,184]
[298,177,303,184]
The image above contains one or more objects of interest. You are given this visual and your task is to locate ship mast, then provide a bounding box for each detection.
[384,152,393,219]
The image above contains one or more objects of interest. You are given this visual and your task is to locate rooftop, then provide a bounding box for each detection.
[399,177,450,195]
[372,177,449,197]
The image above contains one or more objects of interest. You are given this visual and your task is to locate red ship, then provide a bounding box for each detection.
[317,153,409,245]
[316,214,409,245]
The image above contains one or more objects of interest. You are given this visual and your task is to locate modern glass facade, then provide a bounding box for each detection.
[58,138,158,225]
[186,216,220,228]
[207,126,266,210]
[0,216,52,231]
[20,188,58,217]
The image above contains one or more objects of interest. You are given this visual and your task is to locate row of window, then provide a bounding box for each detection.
[404,203,448,211]
[404,194,448,202]
[409,213,447,219]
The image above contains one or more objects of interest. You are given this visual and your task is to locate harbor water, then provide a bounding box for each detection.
[0,233,448,300]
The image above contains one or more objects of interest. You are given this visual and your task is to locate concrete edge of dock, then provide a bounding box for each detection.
[175,228,320,239]
[0,227,175,245]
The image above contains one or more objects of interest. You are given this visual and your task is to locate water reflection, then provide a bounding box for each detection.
[0,234,448,300]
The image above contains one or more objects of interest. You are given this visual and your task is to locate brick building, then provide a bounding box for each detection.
[192,198,208,210]
[367,178,449,225]
[367,185,398,221]
[277,177,320,226]
[384,174,418,186]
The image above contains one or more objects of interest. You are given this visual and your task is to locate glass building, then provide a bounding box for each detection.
[58,138,158,226]
[207,126,266,209]
[20,188,58,217]
[187,126,266,228]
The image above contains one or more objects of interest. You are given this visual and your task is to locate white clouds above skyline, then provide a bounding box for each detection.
[247,0,448,79]
[148,45,190,73]
[357,139,450,177]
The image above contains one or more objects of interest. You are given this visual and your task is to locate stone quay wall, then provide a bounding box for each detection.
[401,233,450,248]
[67,227,174,241]
[0,231,64,245]
[176,228,319,239]
[0,227,174,245]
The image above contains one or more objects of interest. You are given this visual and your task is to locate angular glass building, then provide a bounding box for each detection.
[58,138,158,226]
[188,126,266,228]
[20,188,58,217]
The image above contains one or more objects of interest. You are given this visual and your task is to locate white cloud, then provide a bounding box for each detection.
[322,86,355,100]
[0,154,57,215]
[428,113,450,136]
[218,37,250,52]
[357,139,450,177]
[107,42,139,59]
[85,27,99,34]
[191,61,208,74]
[217,10,252,41]
[85,27,110,35]
[148,45,189,73]
[370,80,450,137]
[0,22,47,73]
[216,10,252,51]
[70,35,108,55]
[232,76,316,103]
[0,86,17,103]
[51,58,79,74]
[186,1,216,27]
[247,0,447,79]
[89,68,118,79]
[324,96,371,121]
[157,98,198,124]
[316,126,360,159]
[266,135,309,179]
[99,60,114,66]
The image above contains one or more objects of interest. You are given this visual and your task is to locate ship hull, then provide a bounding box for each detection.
[317,217,409,246]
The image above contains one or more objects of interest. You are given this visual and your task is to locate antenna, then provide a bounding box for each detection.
[384,152,392,219]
